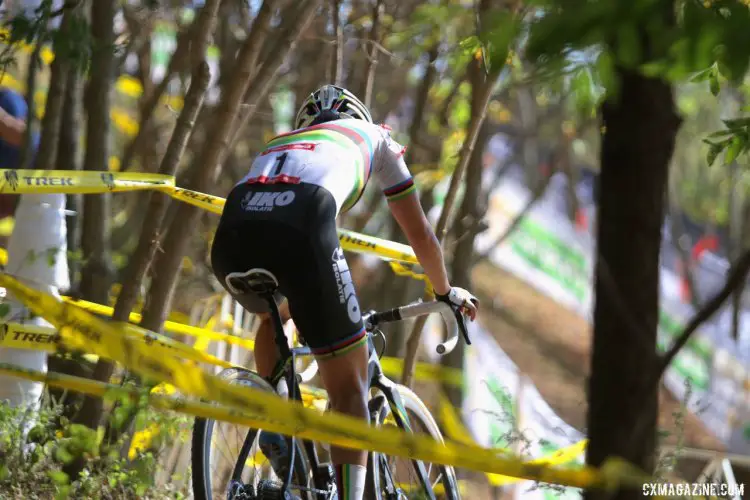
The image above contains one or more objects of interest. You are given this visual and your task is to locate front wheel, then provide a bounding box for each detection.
[366,384,460,500]
[191,367,313,500]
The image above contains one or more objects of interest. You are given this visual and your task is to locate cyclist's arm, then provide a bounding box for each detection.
[387,191,451,296]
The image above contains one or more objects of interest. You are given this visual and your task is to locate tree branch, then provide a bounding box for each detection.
[655,248,750,380]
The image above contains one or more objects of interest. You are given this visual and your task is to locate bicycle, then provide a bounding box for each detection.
[192,268,470,500]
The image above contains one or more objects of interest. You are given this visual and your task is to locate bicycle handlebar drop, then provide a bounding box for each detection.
[364,300,467,356]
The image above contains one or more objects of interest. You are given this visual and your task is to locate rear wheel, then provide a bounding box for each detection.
[366,384,460,500]
[191,367,313,500]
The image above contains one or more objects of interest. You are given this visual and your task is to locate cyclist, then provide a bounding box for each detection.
[211,84,479,500]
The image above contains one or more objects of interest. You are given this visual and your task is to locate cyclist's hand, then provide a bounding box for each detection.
[435,287,479,321]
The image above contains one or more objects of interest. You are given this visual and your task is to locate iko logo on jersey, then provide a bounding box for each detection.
[331,247,361,324]
[240,190,296,212]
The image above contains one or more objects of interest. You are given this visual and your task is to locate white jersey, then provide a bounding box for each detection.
[236,119,416,214]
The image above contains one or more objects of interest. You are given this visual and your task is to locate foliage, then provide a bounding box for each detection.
[0,392,190,500]
[1,1,92,75]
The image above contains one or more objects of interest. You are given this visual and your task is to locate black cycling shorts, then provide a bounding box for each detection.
[211,182,366,359]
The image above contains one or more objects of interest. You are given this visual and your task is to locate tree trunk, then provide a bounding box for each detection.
[47,55,85,422]
[401,52,502,388]
[104,61,212,450]
[19,43,42,170]
[584,68,681,499]
[442,54,492,408]
[59,69,82,288]
[118,14,198,173]
[328,0,343,86]
[359,0,384,109]
[73,0,221,442]
[78,0,117,303]
[34,8,75,171]
[138,0,320,334]
[221,0,323,172]
[67,0,118,449]
[404,43,439,166]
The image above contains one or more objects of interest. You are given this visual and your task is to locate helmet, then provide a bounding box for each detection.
[294,84,373,129]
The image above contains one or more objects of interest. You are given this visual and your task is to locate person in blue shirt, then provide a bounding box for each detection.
[0,87,39,220]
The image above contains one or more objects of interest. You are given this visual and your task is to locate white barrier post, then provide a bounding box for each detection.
[0,194,70,415]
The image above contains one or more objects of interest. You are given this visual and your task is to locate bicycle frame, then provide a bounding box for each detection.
[241,293,439,500]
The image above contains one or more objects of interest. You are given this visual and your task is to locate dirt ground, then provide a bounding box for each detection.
[470,261,725,452]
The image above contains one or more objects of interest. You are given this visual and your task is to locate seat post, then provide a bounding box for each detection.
[265,294,292,361]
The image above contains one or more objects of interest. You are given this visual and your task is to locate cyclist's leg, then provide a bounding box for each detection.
[252,301,292,378]
[279,186,370,500]
[315,342,369,499]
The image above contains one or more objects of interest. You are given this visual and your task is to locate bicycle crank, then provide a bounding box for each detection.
[227,479,302,500]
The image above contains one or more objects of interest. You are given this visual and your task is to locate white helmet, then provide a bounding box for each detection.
[294,84,373,129]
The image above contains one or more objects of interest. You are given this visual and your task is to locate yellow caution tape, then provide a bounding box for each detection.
[337,229,418,264]
[0,168,419,264]
[0,169,174,194]
[0,305,463,389]
[0,272,649,490]
[380,356,463,388]
[60,295,257,352]
[437,391,590,486]
[438,391,480,448]
[0,320,233,369]
[388,261,434,297]
[0,322,59,351]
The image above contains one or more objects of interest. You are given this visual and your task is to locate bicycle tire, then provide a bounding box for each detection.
[191,367,313,500]
[366,384,460,500]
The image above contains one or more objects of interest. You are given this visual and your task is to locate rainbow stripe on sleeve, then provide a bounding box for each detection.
[383,177,416,201]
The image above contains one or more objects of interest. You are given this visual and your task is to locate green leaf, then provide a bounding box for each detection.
[706,129,735,140]
[706,143,723,167]
[0,303,10,319]
[689,67,713,83]
[724,136,744,164]
[709,68,720,96]
[721,117,750,130]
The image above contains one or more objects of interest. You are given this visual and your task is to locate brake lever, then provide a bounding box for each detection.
[455,309,472,346]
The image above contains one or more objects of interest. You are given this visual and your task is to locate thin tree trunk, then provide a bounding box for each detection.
[115,61,212,325]
[404,43,439,165]
[118,14,200,173]
[104,61,212,449]
[19,43,42,169]
[441,44,496,408]
[401,58,503,389]
[359,0,384,109]
[584,66,681,500]
[221,0,322,170]
[328,0,343,86]
[47,62,84,422]
[34,9,75,171]
[375,43,441,351]
[67,0,118,447]
[138,1,320,334]
[59,68,82,289]
[74,0,221,440]
[557,131,580,224]
[438,72,467,127]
